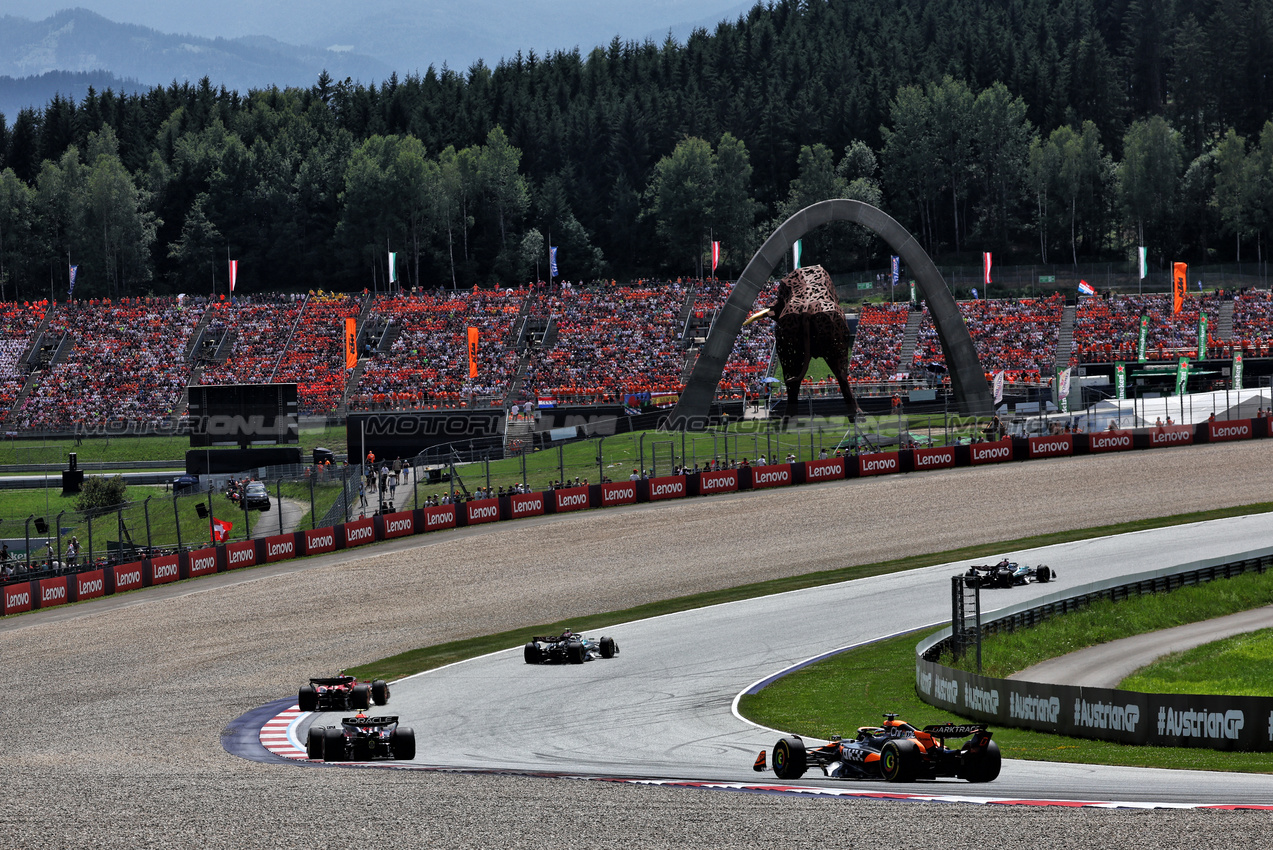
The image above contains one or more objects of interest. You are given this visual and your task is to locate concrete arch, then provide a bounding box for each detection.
[666,200,992,429]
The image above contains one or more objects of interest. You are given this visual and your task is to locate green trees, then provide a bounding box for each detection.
[1119,116,1184,258]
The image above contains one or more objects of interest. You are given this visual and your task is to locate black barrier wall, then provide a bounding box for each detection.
[915,552,1273,751]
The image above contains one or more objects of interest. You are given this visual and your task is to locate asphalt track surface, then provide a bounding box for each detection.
[289,515,1273,807]
[1014,605,1273,689]
[7,441,1273,848]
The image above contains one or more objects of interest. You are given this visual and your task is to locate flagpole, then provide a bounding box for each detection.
[547,231,553,289]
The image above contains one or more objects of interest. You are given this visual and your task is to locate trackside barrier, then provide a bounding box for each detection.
[75,569,105,602]
[915,548,1273,751]
[6,420,1273,618]
[37,576,68,609]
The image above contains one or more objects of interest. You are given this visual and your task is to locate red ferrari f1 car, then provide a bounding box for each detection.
[755,713,1001,783]
[297,674,390,712]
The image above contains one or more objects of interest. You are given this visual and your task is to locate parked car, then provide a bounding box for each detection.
[243,481,271,511]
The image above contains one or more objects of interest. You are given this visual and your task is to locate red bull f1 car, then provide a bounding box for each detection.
[754,714,1001,783]
[306,713,415,762]
[523,629,619,664]
[297,674,390,712]
[963,559,1053,589]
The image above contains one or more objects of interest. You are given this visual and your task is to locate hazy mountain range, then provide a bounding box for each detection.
[0,2,753,119]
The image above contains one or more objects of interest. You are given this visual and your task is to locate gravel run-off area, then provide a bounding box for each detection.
[3,441,1273,848]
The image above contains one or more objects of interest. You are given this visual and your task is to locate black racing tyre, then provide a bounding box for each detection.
[322,726,347,762]
[297,684,317,712]
[371,679,390,706]
[524,642,542,664]
[305,726,325,760]
[600,636,617,659]
[880,738,920,782]
[1035,566,1052,583]
[352,683,372,709]
[391,727,416,760]
[566,640,586,664]
[963,739,1002,782]
[772,735,807,780]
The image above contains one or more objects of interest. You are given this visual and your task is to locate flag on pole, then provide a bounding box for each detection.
[1172,262,1187,314]
[549,246,558,278]
[345,317,358,370]
[983,252,992,286]
[1138,246,1148,279]
[211,517,233,542]
[792,240,802,270]
[67,264,78,299]
[890,255,900,287]
[467,326,479,379]
[229,259,238,294]
[992,370,1005,405]
[388,251,397,284]
[1078,280,1096,296]
[711,241,721,275]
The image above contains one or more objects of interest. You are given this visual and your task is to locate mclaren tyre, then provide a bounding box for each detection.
[772,735,808,780]
[880,738,921,782]
[962,739,1002,783]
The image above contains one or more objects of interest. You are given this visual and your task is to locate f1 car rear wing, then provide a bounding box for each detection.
[310,676,356,686]
[340,715,398,728]
[922,723,986,737]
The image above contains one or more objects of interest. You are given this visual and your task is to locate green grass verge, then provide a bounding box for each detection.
[1120,628,1273,696]
[737,629,1273,773]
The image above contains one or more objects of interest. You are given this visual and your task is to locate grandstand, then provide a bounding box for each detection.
[1,285,1270,432]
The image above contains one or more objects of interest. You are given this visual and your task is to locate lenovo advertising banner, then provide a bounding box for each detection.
[509,492,546,518]
[912,447,956,471]
[149,554,181,584]
[858,452,900,477]
[303,527,337,555]
[697,469,738,495]
[188,547,218,577]
[647,475,687,502]
[263,534,297,563]
[803,457,845,483]
[112,561,145,592]
[749,464,793,489]
[553,486,591,512]
[466,498,501,525]
[75,569,106,602]
[225,539,257,570]
[1087,430,1133,454]
[380,511,415,539]
[37,576,69,609]
[423,504,457,532]
[1027,434,1073,459]
[1208,419,1252,443]
[970,438,1013,465]
[343,517,376,547]
[599,482,637,507]
[1148,423,1194,449]
[3,581,33,615]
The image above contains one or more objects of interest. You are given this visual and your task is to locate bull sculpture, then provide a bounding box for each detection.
[744,265,857,427]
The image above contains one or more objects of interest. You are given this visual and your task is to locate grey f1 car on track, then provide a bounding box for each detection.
[523,629,619,664]
[306,713,415,762]
[962,558,1054,589]
[755,714,1001,783]
[297,674,390,712]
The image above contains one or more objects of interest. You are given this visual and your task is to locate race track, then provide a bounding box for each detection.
[283,515,1273,806]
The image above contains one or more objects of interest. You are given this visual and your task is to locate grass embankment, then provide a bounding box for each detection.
[1121,628,1273,696]
[346,501,1273,773]
[741,563,1273,774]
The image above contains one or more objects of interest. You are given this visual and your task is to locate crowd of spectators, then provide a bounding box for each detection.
[848,303,908,381]
[199,294,305,386]
[912,295,1063,383]
[0,300,48,414]
[270,292,363,414]
[1073,292,1225,362]
[16,296,202,430]
[1230,289,1273,356]
[348,288,524,410]
[520,281,691,404]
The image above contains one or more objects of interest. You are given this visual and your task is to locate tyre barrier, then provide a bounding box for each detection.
[915,548,1273,751]
[4,417,1270,618]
